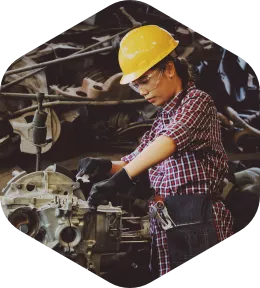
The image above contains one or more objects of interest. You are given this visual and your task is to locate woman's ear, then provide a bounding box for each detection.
[166,61,176,79]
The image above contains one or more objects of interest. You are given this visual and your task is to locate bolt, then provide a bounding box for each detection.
[131,262,138,269]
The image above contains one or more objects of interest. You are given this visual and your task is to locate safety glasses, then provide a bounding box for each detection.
[129,69,162,93]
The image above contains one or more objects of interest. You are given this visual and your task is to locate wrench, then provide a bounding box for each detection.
[149,203,176,230]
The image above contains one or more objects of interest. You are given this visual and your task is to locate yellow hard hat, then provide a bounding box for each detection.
[118,25,179,85]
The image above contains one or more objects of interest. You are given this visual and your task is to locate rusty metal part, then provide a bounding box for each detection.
[82,67,108,83]
[3,57,48,94]
[217,112,234,129]
[224,106,260,144]
[0,58,49,137]
[1,38,112,90]
[1,23,146,89]
[3,22,146,77]
[120,7,142,28]
[0,68,45,91]
[1,98,146,119]
[72,26,137,56]
[8,207,40,237]
[234,127,260,145]
[9,107,60,153]
[5,46,113,76]
[219,107,260,148]
[0,92,88,101]
[224,106,248,128]
[28,43,83,60]
[50,73,134,100]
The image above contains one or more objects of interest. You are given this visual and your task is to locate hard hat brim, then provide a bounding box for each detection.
[120,71,143,85]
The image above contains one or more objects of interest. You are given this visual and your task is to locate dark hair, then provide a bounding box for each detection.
[150,53,194,89]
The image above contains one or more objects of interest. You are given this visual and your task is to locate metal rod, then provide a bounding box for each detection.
[0,92,89,101]
[1,98,146,119]
[0,92,146,103]
[71,27,133,56]
[120,241,148,243]
[0,68,45,91]
[36,146,41,171]
[5,46,113,76]
[1,26,136,89]
[122,217,142,220]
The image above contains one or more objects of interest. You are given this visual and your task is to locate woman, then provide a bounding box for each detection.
[77,25,233,277]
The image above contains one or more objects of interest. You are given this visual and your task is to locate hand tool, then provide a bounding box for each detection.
[149,195,176,230]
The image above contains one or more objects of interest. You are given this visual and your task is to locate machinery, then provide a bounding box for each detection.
[0,3,259,284]
[0,68,152,277]
[0,4,259,163]
[0,164,151,275]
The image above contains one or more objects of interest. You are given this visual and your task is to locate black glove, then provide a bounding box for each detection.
[77,157,112,180]
[88,168,134,208]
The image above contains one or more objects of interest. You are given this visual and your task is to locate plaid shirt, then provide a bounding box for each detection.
[121,83,233,276]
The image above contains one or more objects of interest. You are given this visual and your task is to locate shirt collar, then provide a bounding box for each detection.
[158,82,196,115]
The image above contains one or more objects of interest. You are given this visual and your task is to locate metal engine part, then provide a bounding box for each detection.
[51,72,135,101]
[9,106,61,154]
[2,56,62,155]
[0,165,151,274]
[1,166,86,249]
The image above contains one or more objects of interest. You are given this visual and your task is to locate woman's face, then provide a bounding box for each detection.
[129,62,182,106]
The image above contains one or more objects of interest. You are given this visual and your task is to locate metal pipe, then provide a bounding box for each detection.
[120,241,149,243]
[36,146,41,171]
[0,92,147,104]
[122,217,141,220]
[5,46,113,76]
[72,27,133,56]
[0,68,45,91]
[1,26,136,89]
[0,92,89,101]
[1,98,146,119]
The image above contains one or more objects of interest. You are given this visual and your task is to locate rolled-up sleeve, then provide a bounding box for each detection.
[121,129,151,163]
[159,95,212,152]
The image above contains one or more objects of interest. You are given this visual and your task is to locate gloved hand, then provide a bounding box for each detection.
[88,168,134,208]
[77,157,112,180]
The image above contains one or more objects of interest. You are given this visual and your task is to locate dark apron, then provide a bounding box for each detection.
[164,194,218,269]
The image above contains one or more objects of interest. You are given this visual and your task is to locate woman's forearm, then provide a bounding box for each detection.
[109,161,127,174]
[124,135,177,179]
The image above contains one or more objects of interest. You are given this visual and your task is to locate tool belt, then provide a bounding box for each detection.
[164,194,218,269]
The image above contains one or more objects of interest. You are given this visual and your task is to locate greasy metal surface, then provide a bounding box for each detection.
[0,165,151,275]
[9,106,60,154]
[51,73,134,100]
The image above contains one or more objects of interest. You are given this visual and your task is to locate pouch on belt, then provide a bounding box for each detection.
[164,194,218,269]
